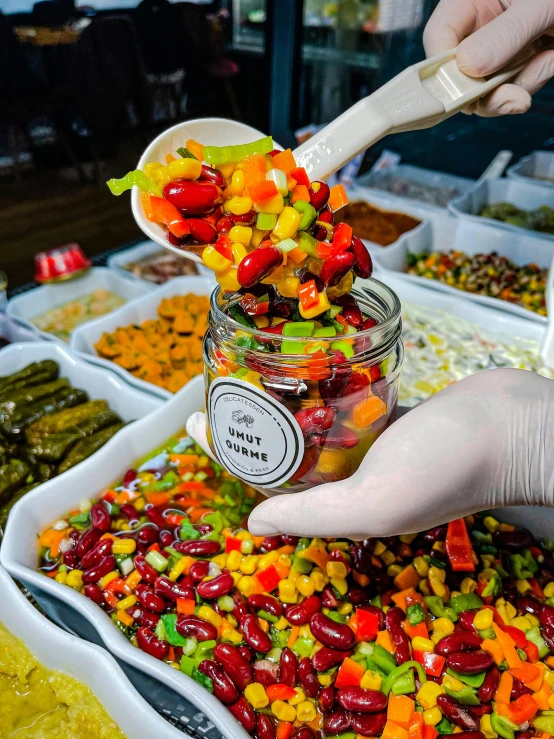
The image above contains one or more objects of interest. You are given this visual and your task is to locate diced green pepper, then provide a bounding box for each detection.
[292,637,315,658]
[256,212,278,230]
[293,200,317,231]
[281,340,307,355]
[180,655,196,677]
[371,644,397,675]
[313,326,337,338]
[448,593,484,613]
[444,684,480,705]
[533,712,554,735]
[491,713,518,739]
[330,340,354,359]
[436,718,454,735]
[161,614,189,647]
[391,670,416,695]
[191,666,214,692]
[283,321,315,337]
[526,626,550,658]
[203,136,274,166]
[446,669,486,688]
[424,596,458,622]
[407,603,426,625]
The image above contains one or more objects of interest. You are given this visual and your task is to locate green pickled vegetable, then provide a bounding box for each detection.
[26,400,109,440]
[0,459,31,504]
[58,422,125,473]
[0,360,59,392]
[0,481,40,530]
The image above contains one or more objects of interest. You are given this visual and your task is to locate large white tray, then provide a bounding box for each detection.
[0,313,40,343]
[7,267,154,344]
[0,566,186,739]
[71,275,214,400]
[508,151,554,187]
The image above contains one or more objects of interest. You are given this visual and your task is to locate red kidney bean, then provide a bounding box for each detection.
[176,615,218,642]
[436,632,483,656]
[298,657,320,698]
[289,444,320,483]
[254,659,280,687]
[196,523,213,535]
[540,603,554,627]
[312,647,353,673]
[238,646,253,663]
[437,695,479,731]
[81,538,113,570]
[350,546,373,575]
[240,614,272,652]
[281,534,299,546]
[198,659,239,704]
[230,210,256,225]
[189,560,210,582]
[422,526,447,543]
[321,585,342,609]
[63,550,79,569]
[134,555,159,585]
[335,294,363,327]
[337,687,388,713]
[458,611,479,632]
[136,525,159,546]
[90,503,111,532]
[123,468,137,486]
[144,505,166,529]
[320,685,336,714]
[75,527,102,559]
[216,215,234,234]
[330,372,370,412]
[228,696,256,733]
[186,218,217,245]
[447,650,493,674]
[516,732,532,739]
[291,730,317,739]
[82,554,116,584]
[319,251,355,288]
[136,626,168,661]
[361,316,377,330]
[257,713,277,739]
[260,536,282,552]
[294,407,336,439]
[351,711,387,737]
[312,425,360,449]
[286,595,322,626]
[84,582,104,605]
[159,531,174,549]
[164,180,220,215]
[196,572,234,599]
[279,647,298,687]
[155,576,195,602]
[309,181,330,212]
[214,643,252,690]
[519,596,541,616]
[237,247,283,288]
[135,607,161,630]
[120,503,140,521]
[349,587,371,605]
[249,594,283,617]
[386,607,411,664]
[350,235,373,279]
[478,665,500,702]
[469,705,492,720]
[174,539,221,557]
[441,734,484,739]
[325,709,351,735]
[318,205,333,223]
[494,528,533,550]
[232,592,250,623]
[136,583,166,613]
[511,677,533,699]
[310,612,356,651]
[199,164,226,187]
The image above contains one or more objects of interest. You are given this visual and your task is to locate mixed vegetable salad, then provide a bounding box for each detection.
[480,204,554,236]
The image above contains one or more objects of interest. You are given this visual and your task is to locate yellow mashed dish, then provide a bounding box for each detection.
[0,620,126,739]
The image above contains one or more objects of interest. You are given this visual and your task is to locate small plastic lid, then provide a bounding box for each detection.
[35,244,92,283]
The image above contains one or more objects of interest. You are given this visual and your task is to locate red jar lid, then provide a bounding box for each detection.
[35,244,92,283]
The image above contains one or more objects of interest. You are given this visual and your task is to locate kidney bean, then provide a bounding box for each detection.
[82,554,116,584]
[319,251,355,288]
[248,593,283,618]
[257,713,277,739]
[239,614,272,653]
[286,595,322,626]
[281,534,299,546]
[312,647,353,673]
[135,583,166,612]
[144,504,165,528]
[540,603,554,627]
[196,572,234,600]
[75,527,102,559]
[186,218,218,245]
[458,611,479,632]
[81,538,113,570]
[134,554,159,584]
[331,373,370,413]
[199,164,226,187]
[136,626,168,661]
[158,531,173,549]
[289,445,320,483]
[320,686,336,714]
[298,657,320,698]
[309,181,330,212]
[90,502,111,532]
[300,270,324,293]
[260,536,282,552]
[447,650,493,674]
[349,587,371,606]
[436,632,483,656]
[441,733,484,739]
[213,643,252,690]
[254,659,280,687]
[136,524,159,546]
[422,526,447,543]
[174,539,221,557]
[511,678,533,699]
[494,528,533,550]
[84,582,104,605]
[135,607,161,629]
[351,711,387,737]
[228,696,256,733]
[294,407,336,439]
[310,612,356,651]
[176,615,218,642]
[232,592,250,623]
[238,646,253,662]
[351,235,373,279]
[516,732,532,739]
[477,665,499,703]
[361,317,378,331]
[335,294,363,327]
[350,545,373,575]
[291,729,317,739]
[119,503,139,522]
[189,560,210,582]
[325,709,351,735]
[279,647,298,687]
[469,705,492,720]
[164,180,220,215]
[320,586,342,609]
[196,523,213,535]
[337,687,388,713]
[386,607,411,664]
[155,576,194,602]
[123,468,137,486]
[312,425,360,450]
[62,550,78,569]
[519,596,542,616]
[216,215,234,234]
[198,659,239,704]
[237,247,283,288]
[437,695,479,731]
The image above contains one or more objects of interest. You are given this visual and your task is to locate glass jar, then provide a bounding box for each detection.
[204,279,403,492]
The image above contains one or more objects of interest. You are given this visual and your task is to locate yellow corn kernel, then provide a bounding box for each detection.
[548,694,554,711]
[338,602,353,616]
[217,162,236,178]
[432,542,445,552]
[495,598,517,622]
[271,700,296,723]
[244,370,264,392]
[202,245,232,272]
[331,578,348,596]
[231,170,245,196]
[412,636,435,652]
[245,683,269,709]
[197,606,223,628]
[289,688,306,706]
[288,567,300,584]
[299,291,330,320]
[229,226,252,246]
[423,707,442,726]
[240,555,259,575]
[545,582,554,599]
[431,631,446,645]
[480,714,498,739]
[100,571,119,589]
[473,609,494,630]
[432,618,455,636]
[227,550,242,572]
[299,625,313,640]
[112,539,137,555]
[413,556,429,578]
[429,575,447,599]
[326,562,347,579]
[133,497,146,512]
[251,227,266,248]
[297,576,315,598]
[318,673,333,686]
[117,595,138,611]
[460,578,477,594]
[231,572,242,586]
[198,455,210,468]
[516,579,532,595]
[511,615,532,632]
[169,557,190,582]
[429,566,446,583]
[544,670,554,688]
[278,579,297,604]
[258,551,279,570]
[400,533,418,544]
[216,268,241,292]
[212,554,227,568]
[66,569,84,589]
[328,542,350,552]
[373,541,387,556]
[231,242,248,266]
[483,516,500,534]
[309,570,326,591]
[419,580,431,597]
[416,682,445,709]
[528,614,540,628]
[221,621,243,644]
[237,576,257,597]
[273,207,301,241]
[55,571,67,584]
[274,617,289,631]
[499,523,515,532]
[443,674,466,693]
[277,276,300,299]
[169,157,202,180]
[297,701,317,722]
[255,193,284,214]
[278,554,292,569]
[388,565,404,578]
[361,670,382,691]
[227,196,253,216]
[380,550,397,566]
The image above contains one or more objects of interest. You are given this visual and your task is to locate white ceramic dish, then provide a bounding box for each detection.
[71,275,214,400]
[107,239,215,285]
[1,375,250,739]
[0,313,39,343]
[0,566,187,739]
[7,267,154,345]
[508,150,554,187]
[449,178,554,241]
[376,214,552,323]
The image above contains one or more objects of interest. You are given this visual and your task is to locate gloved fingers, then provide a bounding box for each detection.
[423,0,488,56]
[185,411,217,462]
[512,49,554,95]
[470,83,532,116]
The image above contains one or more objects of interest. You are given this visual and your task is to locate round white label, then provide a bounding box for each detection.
[208,377,304,488]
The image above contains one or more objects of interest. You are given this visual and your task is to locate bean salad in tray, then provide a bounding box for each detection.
[39,429,554,739]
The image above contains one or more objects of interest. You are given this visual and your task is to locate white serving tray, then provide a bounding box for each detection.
[71,275,214,400]
[1,375,251,739]
[0,313,40,343]
[508,150,554,187]
[107,239,215,285]
[376,214,552,323]
[0,566,186,739]
[7,267,154,344]
[449,178,554,241]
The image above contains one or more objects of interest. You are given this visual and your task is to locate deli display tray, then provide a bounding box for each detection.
[508,150,554,187]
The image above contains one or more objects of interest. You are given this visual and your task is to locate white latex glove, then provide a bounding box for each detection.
[423,0,554,116]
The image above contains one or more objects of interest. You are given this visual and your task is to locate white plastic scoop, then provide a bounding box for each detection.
[540,253,554,368]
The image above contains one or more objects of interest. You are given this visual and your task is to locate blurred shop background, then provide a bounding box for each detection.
[1,0,553,288]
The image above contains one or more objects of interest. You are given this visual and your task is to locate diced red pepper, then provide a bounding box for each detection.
[180,481,206,492]
[240,295,270,316]
[501,694,539,725]
[248,180,279,203]
[316,243,332,260]
[214,234,232,261]
[408,713,424,739]
[290,166,311,188]
[165,513,185,526]
[445,518,475,571]
[266,684,297,702]
[276,722,293,739]
[502,625,527,649]
[102,490,117,503]
[150,196,190,238]
[331,222,353,253]
[298,279,319,311]
[528,578,545,600]
[355,608,380,642]
[225,537,243,553]
[423,726,438,739]
[412,650,446,677]
[254,564,282,592]
[335,657,365,689]
[524,640,540,663]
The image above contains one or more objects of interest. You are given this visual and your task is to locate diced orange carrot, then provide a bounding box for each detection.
[376,630,395,654]
[353,571,370,587]
[141,191,154,220]
[117,609,134,627]
[170,454,198,465]
[186,139,204,162]
[272,149,297,174]
[287,247,307,264]
[493,623,523,669]
[383,720,409,739]
[286,176,298,191]
[249,180,278,203]
[291,185,310,203]
[243,154,267,188]
[391,587,417,612]
[176,598,196,615]
[510,663,544,692]
[388,695,416,729]
[482,638,505,665]
[145,491,170,507]
[532,679,552,710]
[328,183,349,211]
[165,153,176,164]
[494,670,513,704]
[39,529,66,559]
[353,395,387,429]
[125,570,142,591]
[188,507,214,522]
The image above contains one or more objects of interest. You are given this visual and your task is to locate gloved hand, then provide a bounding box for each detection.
[423,0,554,116]
[189,370,554,538]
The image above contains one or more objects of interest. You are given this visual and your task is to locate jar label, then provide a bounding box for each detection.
[208,377,304,488]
